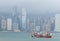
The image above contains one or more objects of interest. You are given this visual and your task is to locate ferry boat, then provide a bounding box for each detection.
[31,32,52,38]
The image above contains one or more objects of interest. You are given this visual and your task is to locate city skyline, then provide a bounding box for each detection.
[0,5,55,32]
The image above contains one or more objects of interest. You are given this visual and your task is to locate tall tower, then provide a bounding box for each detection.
[33,16,36,32]
[7,18,12,31]
[1,16,6,31]
[12,6,20,32]
[22,8,27,31]
[35,16,40,32]
[30,16,36,32]
[27,18,30,32]
[54,14,60,32]
[12,18,19,32]
[12,6,17,16]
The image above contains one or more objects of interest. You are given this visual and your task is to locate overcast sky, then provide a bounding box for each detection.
[0,0,60,14]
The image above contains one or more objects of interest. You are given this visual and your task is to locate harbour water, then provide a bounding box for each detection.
[0,32,60,41]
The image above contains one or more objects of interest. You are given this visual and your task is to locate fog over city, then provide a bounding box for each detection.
[0,0,60,32]
[0,0,60,41]
[0,0,60,14]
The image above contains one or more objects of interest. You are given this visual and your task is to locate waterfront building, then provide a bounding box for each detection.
[55,14,60,32]
[1,16,6,31]
[22,8,27,31]
[12,18,19,32]
[27,18,30,32]
[7,18,12,31]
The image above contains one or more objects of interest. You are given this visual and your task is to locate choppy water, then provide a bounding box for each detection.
[0,32,60,41]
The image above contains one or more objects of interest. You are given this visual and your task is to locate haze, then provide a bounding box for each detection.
[0,0,60,14]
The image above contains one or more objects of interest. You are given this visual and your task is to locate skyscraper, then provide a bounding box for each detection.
[30,23,35,32]
[1,16,6,31]
[12,6,20,32]
[27,18,30,32]
[55,14,60,32]
[22,8,27,31]
[30,16,36,32]
[35,16,40,32]
[34,16,36,32]
[7,18,12,31]
[51,16,55,31]
[12,18,19,32]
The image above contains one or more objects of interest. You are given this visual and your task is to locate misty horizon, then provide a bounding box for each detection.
[0,0,60,14]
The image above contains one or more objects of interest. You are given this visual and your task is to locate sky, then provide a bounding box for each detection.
[0,0,60,14]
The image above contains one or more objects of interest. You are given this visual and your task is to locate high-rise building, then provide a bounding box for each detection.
[30,16,36,32]
[40,16,43,31]
[55,14,60,32]
[51,16,55,31]
[42,23,46,32]
[27,18,30,32]
[1,16,6,31]
[33,17,36,32]
[12,18,20,32]
[35,16,40,32]
[35,26,40,32]
[18,15,21,31]
[42,18,51,32]
[12,6,17,16]
[45,23,51,32]
[7,18,12,31]
[30,23,35,32]
[22,8,27,31]
[13,22,19,32]
[12,6,20,32]
[38,16,40,26]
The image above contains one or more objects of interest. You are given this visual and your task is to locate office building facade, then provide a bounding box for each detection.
[22,8,27,31]
[7,18,12,31]
[1,16,6,31]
